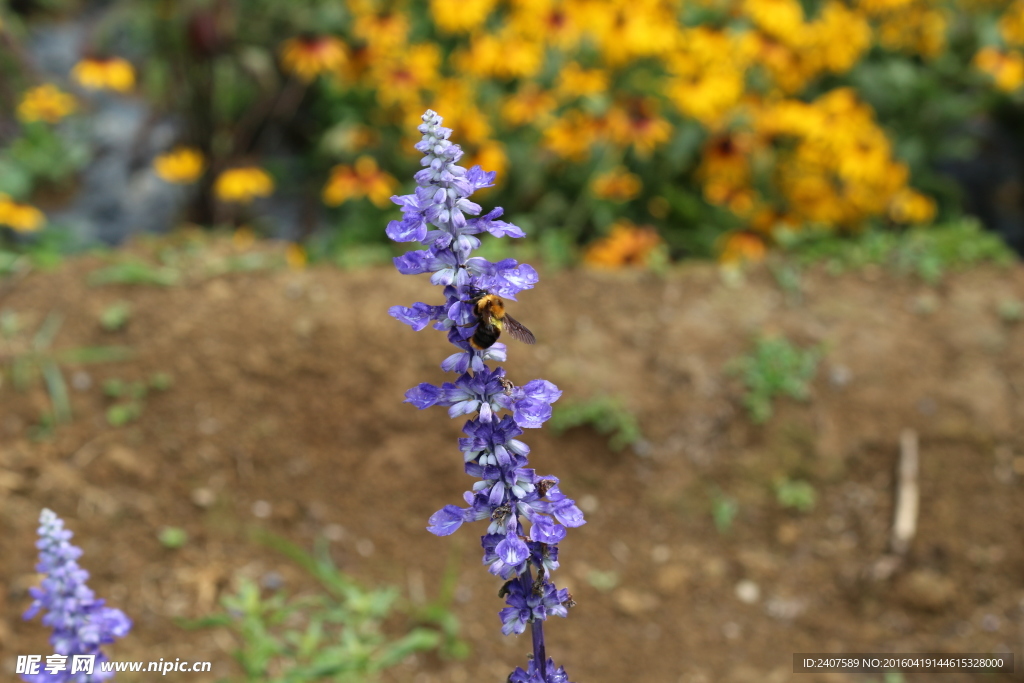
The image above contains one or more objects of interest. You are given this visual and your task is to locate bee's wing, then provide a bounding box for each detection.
[503,314,536,344]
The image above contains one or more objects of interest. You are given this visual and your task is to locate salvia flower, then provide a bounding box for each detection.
[22,509,131,682]
[388,110,582,682]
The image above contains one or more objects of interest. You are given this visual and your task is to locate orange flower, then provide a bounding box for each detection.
[591,167,642,202]
[280,35,348,82]
[605,99,672,157]
[465,141,509,185]
[502,84,557,128]
[718,231,767,267]
[322,156,398,207]
[71,56,135,92]
[584,221,665,268]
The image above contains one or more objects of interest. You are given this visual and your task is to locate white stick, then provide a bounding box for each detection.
[891,428,920,556]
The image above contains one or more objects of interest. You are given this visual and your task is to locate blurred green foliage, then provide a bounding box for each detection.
[780,218,1016,283]
[186,535,463,682]
[731,336,820,424]
[548,395,643,451]
[774,478,817,513]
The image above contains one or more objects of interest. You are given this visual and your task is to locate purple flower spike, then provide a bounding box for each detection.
[22,509,131,682]
[387,110,582,683]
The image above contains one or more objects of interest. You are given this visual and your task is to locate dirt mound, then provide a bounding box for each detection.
[1,241,1022,682]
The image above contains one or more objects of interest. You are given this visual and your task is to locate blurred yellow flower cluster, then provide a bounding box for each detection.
[263,0,977,256]
[17,84,76,123]
[751,89,936,227]
[584,220,665,267]
[154,147,205,184]
[0,195,45,232]
[71,57,135,92]
[213,167,275,204]
[279,36,348,82]
[322,156,398,207]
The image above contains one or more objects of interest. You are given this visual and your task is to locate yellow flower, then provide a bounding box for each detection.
[554,63,609,99]
[812,2,871,74]
[509,0,584,49]
[465,141,509,184]
[542,109,599,161]
[430,0,498,33]
[0,194,45,232]
[17,84,76,124]
[889,188,936,224]
[454,29,544,79]
[588,1,679,65]
[878,7,947,58]
[855,0,914,15]
[974,47,1024,91]
[744,0,805,42]
[698,134,754,209]
[604,99,672,157]
[214,167,274,204]
[279,35,348,82]
[423,80,492,144]
[153,147,205,184]
[666,28,748,124]
[352,8,410,51]
[584,221,665,268]
[591,167,642,202]
[71,57,135,92]
[322,156,398,208]
[368,43,440,107]
[1001,0,1024,45]
[502,84,557,128]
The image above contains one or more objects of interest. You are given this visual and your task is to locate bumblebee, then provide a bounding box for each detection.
[465,289,536,350]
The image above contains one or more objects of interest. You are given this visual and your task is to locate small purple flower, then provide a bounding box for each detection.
[22,509,131,682]
[510,657,575,683]
[388,110,582,683]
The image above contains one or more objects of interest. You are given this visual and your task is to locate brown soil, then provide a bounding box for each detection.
[1,238,1023,683]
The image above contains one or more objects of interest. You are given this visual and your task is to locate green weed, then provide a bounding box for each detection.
[548,396,643,451]
[711,489,739,534]
[99,301,132,331]
[88,260,180,287]
[185,535,462,682]
[997,298,1024,324]
[2,311,130,426]
[774,478,817,513]
[158,526,189,549]
[731,336,819,424]
[103,373,172,427]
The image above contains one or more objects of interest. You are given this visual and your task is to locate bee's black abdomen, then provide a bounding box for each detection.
[470,323,501,350]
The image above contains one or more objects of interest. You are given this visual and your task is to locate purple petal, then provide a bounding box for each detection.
[405,383,443,409]
[551,498,586,527]
[522,379,562,403]
[496,533,530,566]
[513,398,553,429]
[427,505,466,536]
[386,214,428,242]
[389,303,435,331]
[529,517,567,544]
[393,250,432,275]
